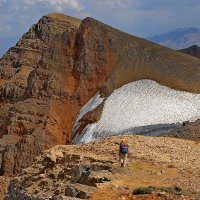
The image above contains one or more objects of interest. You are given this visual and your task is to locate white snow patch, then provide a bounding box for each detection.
[73,123,97,144]
[75,79,200,143]
[96,80,200,134]
[72,92,104,136]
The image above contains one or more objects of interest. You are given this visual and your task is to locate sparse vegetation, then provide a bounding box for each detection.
[132,186,183,195]
[132,186,157,194]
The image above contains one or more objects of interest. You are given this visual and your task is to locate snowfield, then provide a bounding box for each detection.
[72,92,104,137]
[73,79,200,143]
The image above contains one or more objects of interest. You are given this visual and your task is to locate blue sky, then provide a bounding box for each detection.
[0,0,200,46]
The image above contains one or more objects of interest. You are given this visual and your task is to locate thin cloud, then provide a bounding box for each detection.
[0,0,7,6]
[0,0,200,40]
[24,0,82,11]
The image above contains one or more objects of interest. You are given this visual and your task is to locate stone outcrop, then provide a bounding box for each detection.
[0,12,200,184]
[6,147,113,200]
[0,176,11,199]
[5,135,200,199]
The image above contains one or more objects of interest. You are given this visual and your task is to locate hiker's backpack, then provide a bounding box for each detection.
[120,144,128,154]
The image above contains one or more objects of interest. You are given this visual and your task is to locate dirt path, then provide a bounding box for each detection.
[91,160,197,200]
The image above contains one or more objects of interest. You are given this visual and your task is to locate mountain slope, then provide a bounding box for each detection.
[148,27,200,49]
[179,45,200,58]
[0,12,200,185]
[6,135,200,199]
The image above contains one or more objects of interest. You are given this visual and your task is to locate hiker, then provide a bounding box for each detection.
[119,140,128,168]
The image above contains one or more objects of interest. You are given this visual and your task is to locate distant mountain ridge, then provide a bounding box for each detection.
[179,45,200,58]
[148,27,200,49]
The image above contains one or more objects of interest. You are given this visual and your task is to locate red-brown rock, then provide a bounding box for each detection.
[0,13,200,180]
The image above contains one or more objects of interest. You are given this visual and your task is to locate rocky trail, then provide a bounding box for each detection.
[5,135,200,200]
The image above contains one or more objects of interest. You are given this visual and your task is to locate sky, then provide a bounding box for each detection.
[0,0,200,52]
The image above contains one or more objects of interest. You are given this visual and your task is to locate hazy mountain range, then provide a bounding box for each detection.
[148,27,200,49]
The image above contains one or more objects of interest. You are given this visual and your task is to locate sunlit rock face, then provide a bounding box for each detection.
[1,12,200,178]
[73,80,200,143]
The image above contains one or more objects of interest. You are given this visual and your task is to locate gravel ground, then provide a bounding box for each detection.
[6,135,200,199]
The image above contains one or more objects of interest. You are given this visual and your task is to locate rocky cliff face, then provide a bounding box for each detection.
[0,13,82,176]
[0,12,200,183]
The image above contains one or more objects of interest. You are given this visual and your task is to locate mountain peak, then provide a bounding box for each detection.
[180,45,200,58]
[189,44,199,49]
[45,12,81,27]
